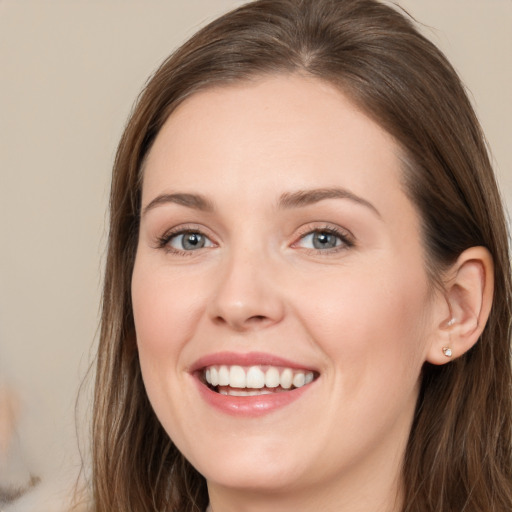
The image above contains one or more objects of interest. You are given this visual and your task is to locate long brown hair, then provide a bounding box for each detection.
[92,1,512,510]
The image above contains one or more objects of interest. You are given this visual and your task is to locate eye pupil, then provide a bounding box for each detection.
[182,233,205,250]
[313,232,337,249]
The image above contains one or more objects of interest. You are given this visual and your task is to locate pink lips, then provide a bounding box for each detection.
[190,351,317,417]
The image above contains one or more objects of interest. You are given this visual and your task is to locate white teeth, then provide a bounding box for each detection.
[280,368,293,389]
[246,366,265,388]
[265,367,280,388]
[229,365,246,388]
[204,365,316,391]
[223,388,274,396]
[218,365,230,386]
[292,372,305,388]
[228,389,247,396]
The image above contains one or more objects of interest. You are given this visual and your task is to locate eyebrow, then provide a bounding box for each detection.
[142,187,380,218]
[278,187,381,217]
[142,193,214,216]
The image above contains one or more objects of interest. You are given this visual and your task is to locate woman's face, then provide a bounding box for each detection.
[132,75,440,503]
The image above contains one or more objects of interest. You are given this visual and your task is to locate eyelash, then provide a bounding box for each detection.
[156,224,355,256]
[292,224,355,254]
[156,224,214,256]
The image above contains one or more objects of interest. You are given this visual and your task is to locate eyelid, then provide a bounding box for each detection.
[291,223,355,252]
[155,223,218,254]
[153,221,355,256]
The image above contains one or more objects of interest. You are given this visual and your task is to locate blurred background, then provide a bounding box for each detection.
[0,0,510,509]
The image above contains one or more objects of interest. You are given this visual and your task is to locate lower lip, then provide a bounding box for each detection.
[194,378,314,417]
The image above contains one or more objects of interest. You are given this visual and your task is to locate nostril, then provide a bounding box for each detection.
[213,316,227,325]
[246,315,275,328]
[212,314,270,331]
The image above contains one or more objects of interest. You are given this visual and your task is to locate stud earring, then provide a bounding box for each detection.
[443,318,455,357]
[442,347,453,357]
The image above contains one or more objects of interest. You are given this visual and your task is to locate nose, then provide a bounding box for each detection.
[207,247,285,332]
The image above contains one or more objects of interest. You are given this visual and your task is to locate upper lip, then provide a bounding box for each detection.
[189,351,318,373]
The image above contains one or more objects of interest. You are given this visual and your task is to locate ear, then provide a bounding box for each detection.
[426,246,494,365]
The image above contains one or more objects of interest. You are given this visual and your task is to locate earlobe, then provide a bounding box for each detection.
[426,247,494,365]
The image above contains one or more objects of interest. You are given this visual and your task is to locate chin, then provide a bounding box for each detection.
[185,437,310,492]
[200,460,302,492]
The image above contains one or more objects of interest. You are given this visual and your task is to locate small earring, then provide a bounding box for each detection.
[442,347,453,357]
[447,318,456,327]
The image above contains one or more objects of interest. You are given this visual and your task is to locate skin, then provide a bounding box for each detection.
[131,75,457,512]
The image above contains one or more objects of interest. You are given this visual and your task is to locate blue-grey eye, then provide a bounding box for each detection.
[169,232,213,251]
[299,231,343,250]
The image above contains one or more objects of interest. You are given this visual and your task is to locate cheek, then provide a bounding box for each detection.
[295,259,431,388]
[130,258,212,436]
[131,261,206,360]
[131,259,208,434]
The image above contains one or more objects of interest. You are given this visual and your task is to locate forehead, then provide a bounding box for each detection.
[142,74,409,215]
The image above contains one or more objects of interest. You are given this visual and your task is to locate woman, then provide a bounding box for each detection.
[92,0,512,510]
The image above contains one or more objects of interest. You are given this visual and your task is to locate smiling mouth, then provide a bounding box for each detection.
[203,365,317,396]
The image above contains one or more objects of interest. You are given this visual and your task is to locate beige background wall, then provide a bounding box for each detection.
[1,0,510,508]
